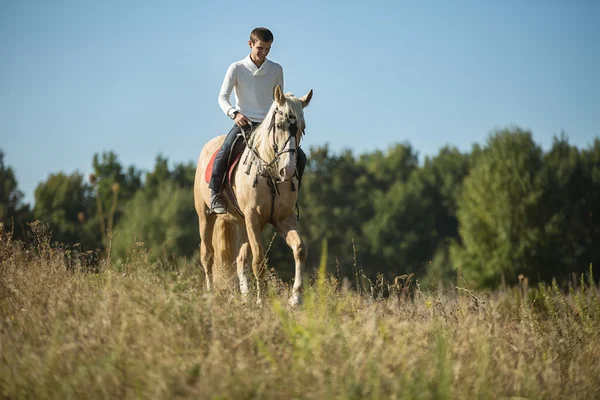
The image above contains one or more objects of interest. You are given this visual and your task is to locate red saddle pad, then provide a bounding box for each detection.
[204,147,243,184]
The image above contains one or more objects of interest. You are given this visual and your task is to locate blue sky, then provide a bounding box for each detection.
[1,0,599,205]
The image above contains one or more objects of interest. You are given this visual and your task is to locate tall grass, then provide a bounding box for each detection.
[1,225,599,399]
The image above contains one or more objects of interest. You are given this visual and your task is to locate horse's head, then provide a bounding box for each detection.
[269,85,313,181]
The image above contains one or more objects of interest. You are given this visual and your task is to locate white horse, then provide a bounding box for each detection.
[193,85,313,306]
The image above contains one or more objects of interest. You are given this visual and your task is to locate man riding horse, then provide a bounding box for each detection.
[210,27,307,214]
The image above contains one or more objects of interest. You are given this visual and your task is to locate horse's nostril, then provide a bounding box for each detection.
[279,168,286,179]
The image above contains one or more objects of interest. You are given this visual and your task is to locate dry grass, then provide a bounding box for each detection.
[1,226,600,399]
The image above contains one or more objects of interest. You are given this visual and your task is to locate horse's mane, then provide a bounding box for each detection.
[249,93,306,161]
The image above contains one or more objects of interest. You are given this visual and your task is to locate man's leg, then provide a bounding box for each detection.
[296,147,307,190]
[292,147,307,220]
[209,124,242,213]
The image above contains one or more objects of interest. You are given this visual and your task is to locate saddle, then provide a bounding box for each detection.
[204,134,247,217]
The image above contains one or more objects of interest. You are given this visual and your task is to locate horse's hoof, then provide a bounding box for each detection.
[289,293,303,307]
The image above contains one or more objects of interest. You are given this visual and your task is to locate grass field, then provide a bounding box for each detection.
[1,228,599,399]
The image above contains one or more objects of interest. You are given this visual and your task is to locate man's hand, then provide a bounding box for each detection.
[234,112,249,127]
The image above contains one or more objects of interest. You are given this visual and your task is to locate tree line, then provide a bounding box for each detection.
[1,127,598,289]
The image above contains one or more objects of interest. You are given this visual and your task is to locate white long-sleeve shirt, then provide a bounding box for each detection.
[218,55,284,123]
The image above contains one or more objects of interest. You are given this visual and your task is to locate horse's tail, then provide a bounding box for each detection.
[212,218,241,286]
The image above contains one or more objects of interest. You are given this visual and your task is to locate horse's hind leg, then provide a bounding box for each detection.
[199,212,217,291]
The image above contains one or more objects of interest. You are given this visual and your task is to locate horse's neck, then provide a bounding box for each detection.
[249,127,274,164]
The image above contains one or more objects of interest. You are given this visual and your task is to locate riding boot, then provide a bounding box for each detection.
[210,190,227,214]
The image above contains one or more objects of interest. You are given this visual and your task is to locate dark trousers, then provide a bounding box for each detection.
[209,123,306,193]
[209,124,242,192]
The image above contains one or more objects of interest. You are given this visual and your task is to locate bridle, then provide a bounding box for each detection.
[242,107,304,182]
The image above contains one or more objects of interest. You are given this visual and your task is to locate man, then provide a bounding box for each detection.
[210,27,306,214]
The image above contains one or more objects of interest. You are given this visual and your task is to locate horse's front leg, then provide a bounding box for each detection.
[236,229,251,299]
[274,215,307,307]
[245,213,267,305]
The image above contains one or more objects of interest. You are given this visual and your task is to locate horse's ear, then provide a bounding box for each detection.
[274,85,285,106]
[299,89,313,108]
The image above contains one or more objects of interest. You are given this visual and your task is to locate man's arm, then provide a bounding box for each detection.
[218,63,237,118]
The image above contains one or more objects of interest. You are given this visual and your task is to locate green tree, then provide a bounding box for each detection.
[293,145,374,278]
[540,135,600,281]
[91,151,143,251]
[171,161,196,189]
[144,155,196,197]
[450,128,547,288]
[111,155,199,266]
[92,151,142,203]
[33,172,97,249]
[419,146,472,285]
[144,155,171,198]
[364,172,437,278]
[358,142,419,193]
[110,181,199,266]
[364,146,471,285]
[580,138,600,276]
[0,151,31,240]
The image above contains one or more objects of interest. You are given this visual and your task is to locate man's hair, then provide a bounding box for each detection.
[250,27,274,44]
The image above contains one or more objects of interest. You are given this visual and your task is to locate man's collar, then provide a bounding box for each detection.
[243,54,269,75]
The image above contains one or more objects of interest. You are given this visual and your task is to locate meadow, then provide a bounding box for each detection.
[1,225,599,400]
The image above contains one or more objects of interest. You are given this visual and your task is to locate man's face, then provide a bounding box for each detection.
[248,39,272,63]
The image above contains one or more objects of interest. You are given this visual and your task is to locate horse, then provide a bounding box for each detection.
[193,85,313,306]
